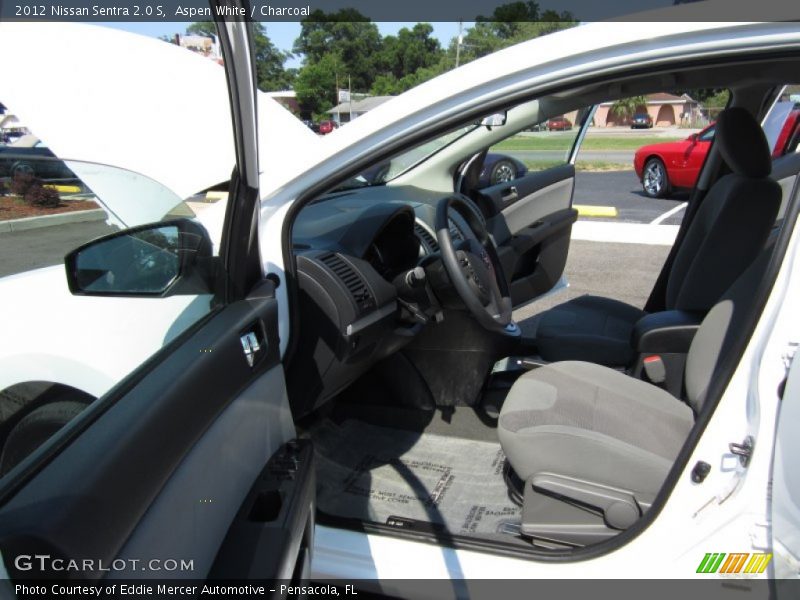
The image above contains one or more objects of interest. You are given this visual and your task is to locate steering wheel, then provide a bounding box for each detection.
[434,195,516,334]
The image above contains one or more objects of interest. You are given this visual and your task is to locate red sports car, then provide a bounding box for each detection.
[634,124,716,198]
[634,108,800,198]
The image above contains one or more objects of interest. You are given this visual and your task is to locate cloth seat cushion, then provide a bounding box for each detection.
[535,296,646,366]
[498,361,694,496]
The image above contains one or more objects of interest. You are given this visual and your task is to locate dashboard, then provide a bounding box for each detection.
[286,185,473,417]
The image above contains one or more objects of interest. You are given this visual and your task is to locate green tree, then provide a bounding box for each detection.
[457,2,577,65]
[703,89,730,108]
[253,24,295,91]
[370,23,446,95]
[375,23,443,80]
[610,96,649,120]
[293,53,347,120]
[293,10,382,92]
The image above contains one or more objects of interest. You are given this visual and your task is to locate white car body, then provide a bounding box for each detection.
[1,14,799,583]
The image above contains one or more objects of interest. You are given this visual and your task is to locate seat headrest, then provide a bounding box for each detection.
[716,107,771,178]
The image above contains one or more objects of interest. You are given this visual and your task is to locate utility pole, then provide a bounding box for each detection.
[335,73,339,124]
[455,20,463,68]
[348,74,353,123]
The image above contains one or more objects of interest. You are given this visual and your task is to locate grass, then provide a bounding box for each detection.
[495,135,683,152]
[522,160,631,172]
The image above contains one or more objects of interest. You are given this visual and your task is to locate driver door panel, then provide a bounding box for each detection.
[0,281,307,581]
[478,164,578,305]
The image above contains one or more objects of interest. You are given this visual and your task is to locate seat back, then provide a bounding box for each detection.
[666,108,781,313]
[685,246,773,412]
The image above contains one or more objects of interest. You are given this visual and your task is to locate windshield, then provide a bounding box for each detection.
[334,124,479,192]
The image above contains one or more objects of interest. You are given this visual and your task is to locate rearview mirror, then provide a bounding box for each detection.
[479,112,507,128]
[65,219,214,297]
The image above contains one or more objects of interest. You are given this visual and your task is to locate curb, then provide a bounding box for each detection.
[0,209,106,233]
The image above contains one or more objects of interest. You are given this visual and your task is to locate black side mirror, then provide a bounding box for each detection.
[65,219,215,297]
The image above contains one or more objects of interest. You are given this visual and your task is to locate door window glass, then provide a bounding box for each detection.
[0,22,234,481]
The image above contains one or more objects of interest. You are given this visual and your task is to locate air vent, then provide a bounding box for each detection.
[414,222,439,253]
[318,253,375,313]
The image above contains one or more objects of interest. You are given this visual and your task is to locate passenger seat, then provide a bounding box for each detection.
[535,108,781,367]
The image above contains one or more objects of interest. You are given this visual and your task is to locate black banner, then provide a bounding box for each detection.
[0,0,797,22]
[5,578,799,599]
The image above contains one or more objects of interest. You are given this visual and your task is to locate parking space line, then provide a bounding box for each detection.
[573,221,679,245]
[574,204,618,217]
[650,202,687,225]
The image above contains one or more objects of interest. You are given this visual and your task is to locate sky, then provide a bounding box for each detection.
[105,22,466,69]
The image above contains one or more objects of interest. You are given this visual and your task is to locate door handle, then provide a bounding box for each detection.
[240,329,264,367]
[502,186,518,203]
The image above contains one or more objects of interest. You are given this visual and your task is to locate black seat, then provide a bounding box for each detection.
[536,107,781,366]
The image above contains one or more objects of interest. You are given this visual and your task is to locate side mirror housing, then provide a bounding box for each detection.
[65,219,215,297]
[687,133,698,142]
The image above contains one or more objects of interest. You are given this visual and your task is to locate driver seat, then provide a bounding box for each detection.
[535,107,780,366]
[498,249,767,545]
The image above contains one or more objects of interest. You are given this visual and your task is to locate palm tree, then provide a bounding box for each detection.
[610,95,648,123]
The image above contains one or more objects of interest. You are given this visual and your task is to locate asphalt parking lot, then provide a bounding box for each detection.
[573,169,688,225]
[0,219,117,278]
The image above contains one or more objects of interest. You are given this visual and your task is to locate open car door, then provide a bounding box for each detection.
[770,347,800,584]
[473,106,595,306]
[0,7,313,585]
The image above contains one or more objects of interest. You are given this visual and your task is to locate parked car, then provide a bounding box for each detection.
[0,134,77,181]
[633,124,716,197]
[318,119,339,134]
[771,104,800,158]
[481,153,528,185]
[635,108,800,197]
[2,17,800,589]
[631,112,654,128]
[547,116,572,131]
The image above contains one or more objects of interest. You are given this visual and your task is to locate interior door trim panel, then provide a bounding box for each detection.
[108,366,296,580]
[493,177,575,238]
[0,281,283,579]
[480,164,575,216]
[209,438,315,581]
[479,164,577,307]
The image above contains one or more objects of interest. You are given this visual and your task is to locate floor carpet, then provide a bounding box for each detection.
[311,418,521,538]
